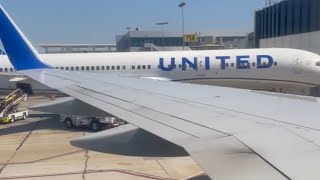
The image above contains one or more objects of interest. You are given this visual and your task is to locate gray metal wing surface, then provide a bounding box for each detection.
[22,69,320,180]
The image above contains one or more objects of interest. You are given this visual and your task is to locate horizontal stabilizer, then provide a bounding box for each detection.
[9,77,27,82]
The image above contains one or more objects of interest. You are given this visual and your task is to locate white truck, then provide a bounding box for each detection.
[2,107,28,123]
[61,116,119,131]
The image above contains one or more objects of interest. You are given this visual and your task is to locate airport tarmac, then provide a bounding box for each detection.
[0,96,205,180]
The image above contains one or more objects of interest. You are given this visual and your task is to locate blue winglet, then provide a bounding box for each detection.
[0,5,50,71]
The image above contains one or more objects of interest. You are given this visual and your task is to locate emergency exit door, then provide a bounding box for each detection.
[293,57,302,74]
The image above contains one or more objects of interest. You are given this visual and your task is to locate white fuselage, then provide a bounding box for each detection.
[0,48,320,96]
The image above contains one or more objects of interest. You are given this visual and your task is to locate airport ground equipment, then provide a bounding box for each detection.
[61,116,119,131]
[0,89,28,123]
[1,107,28,123]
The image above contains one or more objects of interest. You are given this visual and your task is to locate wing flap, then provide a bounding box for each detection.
[236,126,320,180]
[184,136,288,180]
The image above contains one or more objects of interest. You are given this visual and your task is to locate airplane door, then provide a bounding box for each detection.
[293,57,303,74]
[196,57,206,77]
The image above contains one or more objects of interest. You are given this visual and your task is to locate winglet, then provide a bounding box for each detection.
[0,5,50,71]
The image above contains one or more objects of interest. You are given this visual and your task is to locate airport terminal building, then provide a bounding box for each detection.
[255,0,320,54]
[116,30,247,52]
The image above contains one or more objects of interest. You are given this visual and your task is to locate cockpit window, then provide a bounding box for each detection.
[316,61,320,66]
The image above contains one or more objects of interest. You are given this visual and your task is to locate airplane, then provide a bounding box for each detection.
[1,4,320,180]
[0,43,319,96]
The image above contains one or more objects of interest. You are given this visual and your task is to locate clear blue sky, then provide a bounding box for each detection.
[0,0,264,47]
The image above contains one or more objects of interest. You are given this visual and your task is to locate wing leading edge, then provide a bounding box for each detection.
[1,4,320,180]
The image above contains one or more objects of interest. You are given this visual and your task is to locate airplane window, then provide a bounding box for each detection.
[10,68,13,72]
[0,68,2,72]
[178,64,182,69]
[147,65,151,69]
[71,67,74,71]
[86,66,90,71]
[252,62,256,67]
[137,65,141,70]
[56,67,59,69]
[107,66,110,70]
[112,66,115,70]
[263,62,267,65]
[122,65,126,70]
[274,62,278,66]
[66,67,69,71]
[117,66,120,70]
[96,66,100,70]
[225,63,229,68]
[81,66,85,71]
[142,65,146,69]
[4,68,7,72]
[132,65,135,70]
[60,67,64,70]
[101,66,105,70]
[76,67,80,71]
[91,66,94,71]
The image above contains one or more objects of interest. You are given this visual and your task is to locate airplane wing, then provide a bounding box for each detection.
[24,69,320,180]
[1,4,320,180]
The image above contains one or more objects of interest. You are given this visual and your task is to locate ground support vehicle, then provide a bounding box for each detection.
[61,116,119,131]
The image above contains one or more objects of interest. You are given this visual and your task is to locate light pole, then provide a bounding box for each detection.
[126,26,131,51]
[179,2,186,50]
[155,21,168,46]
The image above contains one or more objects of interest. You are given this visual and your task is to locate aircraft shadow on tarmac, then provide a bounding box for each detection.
[0,115,100,136]
[0,116,189,157]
